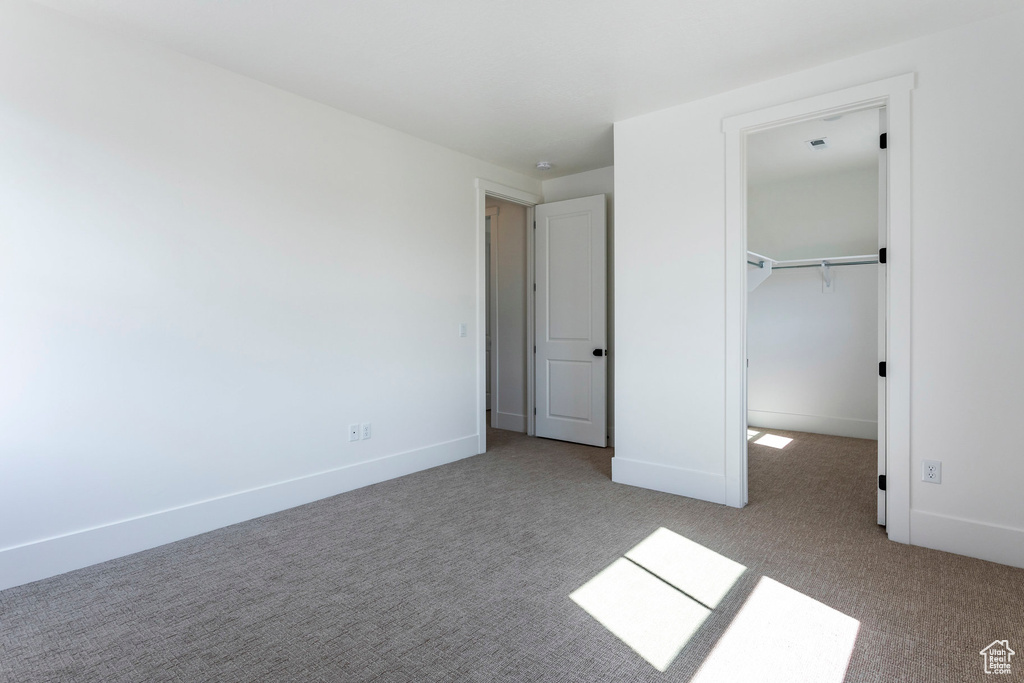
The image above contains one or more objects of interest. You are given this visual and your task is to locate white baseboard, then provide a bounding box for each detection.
[611,457,726,504]
[748,410,877,440]
[492,411,526,433]
[910,509,1024,569]
[0,435,479,591]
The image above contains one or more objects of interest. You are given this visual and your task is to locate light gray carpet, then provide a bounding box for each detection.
[1,426,1022,682]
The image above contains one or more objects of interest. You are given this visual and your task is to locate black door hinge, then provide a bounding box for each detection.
[880,133,887,149]
[879,247,887,264]
[533,345,536,353]
[879,361,886,378]
[878,475,886,491]
[534,407,537,415]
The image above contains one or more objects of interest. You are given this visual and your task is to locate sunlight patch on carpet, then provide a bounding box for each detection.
[570,558,710,671]
[570,528,747,671]
[689,576,860,683]
[624,527,746,609]
[753,433,793,449]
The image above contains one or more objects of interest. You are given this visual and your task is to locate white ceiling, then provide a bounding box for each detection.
[747,107,880,185]
[31,0,1024,178]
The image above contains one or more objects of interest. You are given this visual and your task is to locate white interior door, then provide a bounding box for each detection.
[877,107,888,526]
[535,195,607,447]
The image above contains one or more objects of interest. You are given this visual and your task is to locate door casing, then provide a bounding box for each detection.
[485,206,498,413]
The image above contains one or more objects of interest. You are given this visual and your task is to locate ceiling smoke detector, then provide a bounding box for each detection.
[805,137,829,150]
[536,161,552,171]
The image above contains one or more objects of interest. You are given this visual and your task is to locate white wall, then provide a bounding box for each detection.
[748,266,878,439]
[485,197,528,431]
[542,167,615,444]
[0,0,540,590]
[747,168,878,260]
[747,168,878,439]
[614,11,1024,567]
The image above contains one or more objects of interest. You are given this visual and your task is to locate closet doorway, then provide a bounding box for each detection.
[486,197,530,433]
[744,106,887,524]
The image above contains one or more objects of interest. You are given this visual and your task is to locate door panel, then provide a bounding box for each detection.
[548,215,593,340]
[548,360,593,420]
[878,107,888,526]
[535,195,607,447]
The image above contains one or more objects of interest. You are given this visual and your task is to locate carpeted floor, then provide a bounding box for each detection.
[1,426,1022,682]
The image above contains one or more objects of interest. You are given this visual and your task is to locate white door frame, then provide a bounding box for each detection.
[485,206,499,413]
[722,73,914,544]
[475,179,543,454]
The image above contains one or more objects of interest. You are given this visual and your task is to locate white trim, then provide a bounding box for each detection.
[476,179,542,207]
[0,435,479,591]
[526,205,537,437]
[724,115,747,507]
[612,458,726,503]
[486,206,499,414]
[486,207,499,413]
[475,179,542,449]
[722,74,914,545]
[910,510,1024,569]
[722,74,915,133]
[748,411,877,441]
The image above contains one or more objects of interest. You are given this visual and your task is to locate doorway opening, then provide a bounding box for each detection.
[485,198,530,434]
[722,73,913,543]
[475,180,541,454]
[744,106,886,525]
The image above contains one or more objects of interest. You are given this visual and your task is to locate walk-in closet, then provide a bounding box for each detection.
[745,107,885,518]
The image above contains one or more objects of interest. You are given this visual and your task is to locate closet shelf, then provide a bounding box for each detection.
[747,251,879,291]
[747,252,878,269]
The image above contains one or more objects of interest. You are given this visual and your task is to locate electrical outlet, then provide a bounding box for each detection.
[361,423,372,440]
[922,460,941,484]
[459,323,467,338]
[349,424,359,442]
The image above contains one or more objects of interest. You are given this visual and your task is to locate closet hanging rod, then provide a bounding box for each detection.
[772,259,878,270]
[747,250,773,268]
[746,251,879,269]
[747,259,877,269]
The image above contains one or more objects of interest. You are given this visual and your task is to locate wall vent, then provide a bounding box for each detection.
[805,137,829,150]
